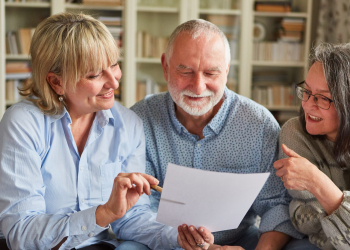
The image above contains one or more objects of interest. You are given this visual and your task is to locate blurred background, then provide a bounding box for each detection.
[1,0,348,125]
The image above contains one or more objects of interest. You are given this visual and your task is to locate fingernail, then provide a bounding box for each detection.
[189,226,194,231]
[183,225,186,229]
[200,228,204,232]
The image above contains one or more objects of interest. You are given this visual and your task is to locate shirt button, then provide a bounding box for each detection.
[81,199,85,203]
[88,232,95,237]
[81,226,87,231]
[197,143,201,147]
[80,166,83,171]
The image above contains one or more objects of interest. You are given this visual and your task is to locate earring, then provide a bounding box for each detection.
[58,96,63,102]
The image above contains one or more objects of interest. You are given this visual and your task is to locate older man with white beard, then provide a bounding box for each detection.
[131,20,317,250]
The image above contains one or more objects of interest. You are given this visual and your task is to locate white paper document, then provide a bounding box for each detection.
[156,163,270,232]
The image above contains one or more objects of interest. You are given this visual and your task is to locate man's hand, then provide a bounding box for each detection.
[96,172,159,227]
[177,224,214,250]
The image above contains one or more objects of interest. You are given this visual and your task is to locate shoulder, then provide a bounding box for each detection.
[130,92,168,122]
[110,101,143,128]
[227,90,279,129]
[1,100,46,128]
[279,117,305,142]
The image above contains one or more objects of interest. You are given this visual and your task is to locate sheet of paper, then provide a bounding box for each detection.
[156,163,270,232]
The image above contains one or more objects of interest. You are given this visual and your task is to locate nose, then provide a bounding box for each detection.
[104,65,122,89]
[191,73,206,95]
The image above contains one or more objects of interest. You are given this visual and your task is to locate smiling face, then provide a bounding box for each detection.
[63,63,121,117]
[302,62,339,141]
[162,32,229,117]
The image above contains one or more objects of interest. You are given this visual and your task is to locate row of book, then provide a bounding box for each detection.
[6,28,35,55]
[253,41,304,62]
[136,31,169,59]
[278,18,305,43]
[252,84,300,107]
[255,0,292,13]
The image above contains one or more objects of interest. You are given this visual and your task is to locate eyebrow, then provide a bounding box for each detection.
[304,81,330,94]
[176,64,221,72]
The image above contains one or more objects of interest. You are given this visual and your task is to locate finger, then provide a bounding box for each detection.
[178,226,195,250]
[128,173,146,196]
[198,227,213,244]
[139,173,159,185]
[188,226,205,246]
[273,159,286,170]
[181,224,197,247]
[282,144,300,158]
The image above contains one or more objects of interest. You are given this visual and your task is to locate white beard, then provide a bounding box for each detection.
[168,82,224,116]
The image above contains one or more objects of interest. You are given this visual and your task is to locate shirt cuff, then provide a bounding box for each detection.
[160,226,180,249]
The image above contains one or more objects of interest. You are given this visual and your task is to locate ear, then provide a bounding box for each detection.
[226,62,230,76]
[46,72,63,95]
[161,53,169,82]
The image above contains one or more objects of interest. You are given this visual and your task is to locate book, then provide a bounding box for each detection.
[18,28,33,55]
[6,62,31,73]
[82,0,123,6]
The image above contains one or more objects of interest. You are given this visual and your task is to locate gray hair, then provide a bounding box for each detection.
[164,19,231,66]
[300,43,350,169]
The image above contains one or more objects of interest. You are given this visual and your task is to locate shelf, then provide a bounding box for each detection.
[199,9,241,15]
[136,58,161,63]
[252,61,305,67]
[230,60,239,66]
[65,3,123,11]
[5,2,50,8]
[6,54,31,60]
[137,6,178,13]
[254,11,308,18]
[264,105,300,111]
[6,72,31,80]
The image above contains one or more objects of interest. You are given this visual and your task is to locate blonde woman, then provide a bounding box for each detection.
[0,13,211,250]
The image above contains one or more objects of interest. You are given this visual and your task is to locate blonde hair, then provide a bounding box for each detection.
[21,12,120,115]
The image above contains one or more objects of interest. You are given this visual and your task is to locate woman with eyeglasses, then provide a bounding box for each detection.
[273,43,350,250]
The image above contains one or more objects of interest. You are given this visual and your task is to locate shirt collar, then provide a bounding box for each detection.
[49,107,115,128]
[167,87,232,136]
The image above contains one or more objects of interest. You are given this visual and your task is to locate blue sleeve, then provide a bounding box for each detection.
[110,118,180,250]
[252,114,304,239]
[0,106,106,250]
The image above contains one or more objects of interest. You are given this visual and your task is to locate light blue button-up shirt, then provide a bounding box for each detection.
[0,100,179,250]
[131,88,303,246]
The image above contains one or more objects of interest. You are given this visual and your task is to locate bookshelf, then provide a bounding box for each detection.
[0,0,314,124]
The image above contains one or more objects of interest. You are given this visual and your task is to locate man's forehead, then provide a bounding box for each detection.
[176,64,222,71]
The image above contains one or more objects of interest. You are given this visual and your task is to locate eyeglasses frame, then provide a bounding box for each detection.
[295,81,334,110]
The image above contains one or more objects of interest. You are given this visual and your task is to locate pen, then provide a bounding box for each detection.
[150,184,163,193]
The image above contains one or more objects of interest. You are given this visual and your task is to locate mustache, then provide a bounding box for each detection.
[180,90,214,98]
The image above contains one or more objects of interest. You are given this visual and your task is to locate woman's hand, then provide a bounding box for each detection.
[177,224,214,250]
[274,144,320,191]
[96,172,159,227]
[274,144,343,214]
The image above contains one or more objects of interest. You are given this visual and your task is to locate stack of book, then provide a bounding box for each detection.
[5,62,32,102]
[98,16,123,48]
[255,0,292,12]
[136,31,169,58]
[279,18,305,42]
[6,28,35,55]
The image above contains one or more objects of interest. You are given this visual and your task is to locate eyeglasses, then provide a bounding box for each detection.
[295,81,333,110]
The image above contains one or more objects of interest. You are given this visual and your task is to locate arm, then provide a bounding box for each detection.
[109,118,180,250]
[252,116,303,243]
[255,231,290,250]
[0,107,107,250]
